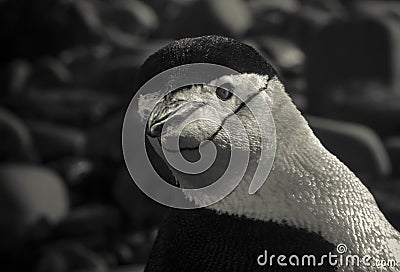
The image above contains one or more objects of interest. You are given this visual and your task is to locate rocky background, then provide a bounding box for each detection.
[0,0,399,271]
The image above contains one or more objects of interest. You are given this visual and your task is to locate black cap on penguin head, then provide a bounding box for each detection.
[135,35,277,90]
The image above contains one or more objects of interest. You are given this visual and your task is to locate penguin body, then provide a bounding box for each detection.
[136,36,400,272]
[146,209,335,272]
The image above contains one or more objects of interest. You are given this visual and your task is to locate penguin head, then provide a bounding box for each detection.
[136,35,315,206]
[137,36,286,190]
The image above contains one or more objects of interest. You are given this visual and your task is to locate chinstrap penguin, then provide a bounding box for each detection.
[134,35,400,272]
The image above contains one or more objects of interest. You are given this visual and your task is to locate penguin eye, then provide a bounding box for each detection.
[215,84,233,101]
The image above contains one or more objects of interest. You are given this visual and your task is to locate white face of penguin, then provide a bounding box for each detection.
[144,73,277,190]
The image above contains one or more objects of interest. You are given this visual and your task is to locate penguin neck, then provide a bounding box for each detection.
[207,93,337,227]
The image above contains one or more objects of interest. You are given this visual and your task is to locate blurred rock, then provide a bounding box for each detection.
[247,0,299,36]
[1,0,159,61]
[309,16,395,90]
[146,0,195,32]
[0,59,32,97]
[66,0,103,41]
[113,242,135,265]
[55,205,120,237]
[6,88,121,127]
[0,0,103,61]
[256,36,305,71]
[107,230,154,266]
[249,0,299,14]
[46,156,96,207]
[28,121,86,161]
[355,1,400,92]
[60,44,113,67]
[301,0,345,17]
[0,164,69,251]
[356,1,400,20]
[285,0,346,49]
[386,137,400,178]
[59,0,160,49]
[307,15,400,119]
[118,231,155,265]
[317,83,400,137]
[101,0,159,37]
[0,107,38,162]
[35,241,107,272]
[58,44,145,93]
[70,159,121,206]
[74,55,142,93]
[161,0,253,38]
[59,39,171,66]
[29,57,72,89]
[47,157,94,187]
[108,39,172,65]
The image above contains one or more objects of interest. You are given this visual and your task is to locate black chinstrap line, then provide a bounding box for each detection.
[208,90,263,141]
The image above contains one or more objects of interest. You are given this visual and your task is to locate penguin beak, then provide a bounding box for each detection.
[146,98,207,139]
[146,121,164,138]
[146,102,168,138]
[146,100,184,138]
